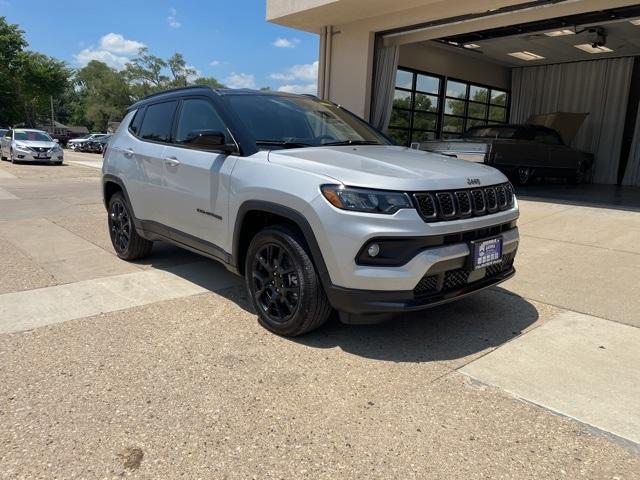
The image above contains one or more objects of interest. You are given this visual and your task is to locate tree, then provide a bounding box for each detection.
[0,16,28,125]
[193,76,225,89]
[15,52,70,127]
[123,47,169,99]
[75,60,131,131]
[167,53,197,87]
[122,48,224,98]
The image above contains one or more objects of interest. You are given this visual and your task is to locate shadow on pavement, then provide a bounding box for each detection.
[129,243,539,363]
[291,288,539,363]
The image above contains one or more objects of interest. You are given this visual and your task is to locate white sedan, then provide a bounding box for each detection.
[0,129,64,164]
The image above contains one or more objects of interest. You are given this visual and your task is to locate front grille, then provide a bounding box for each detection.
[29,147,50,153]
[414,182,514,223]
[413,251,515,297]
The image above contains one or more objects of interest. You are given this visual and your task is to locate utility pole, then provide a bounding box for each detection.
[50,96,55,132]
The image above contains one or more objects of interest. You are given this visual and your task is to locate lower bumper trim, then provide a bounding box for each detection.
[325,267,515,316]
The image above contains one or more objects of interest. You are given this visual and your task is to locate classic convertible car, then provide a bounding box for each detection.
[420,124,593,185]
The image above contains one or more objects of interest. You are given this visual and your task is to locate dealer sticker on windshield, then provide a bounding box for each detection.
[471,237,503,270]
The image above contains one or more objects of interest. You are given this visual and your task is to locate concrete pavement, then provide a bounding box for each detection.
[0,157,639,477]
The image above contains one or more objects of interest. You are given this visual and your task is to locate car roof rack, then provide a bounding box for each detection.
[138,84,213,102]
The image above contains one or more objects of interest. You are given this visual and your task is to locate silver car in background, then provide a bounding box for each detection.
[1,128,64,164]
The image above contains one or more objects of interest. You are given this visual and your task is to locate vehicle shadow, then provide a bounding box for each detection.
[133,243,539,364]
[290,288,539,363]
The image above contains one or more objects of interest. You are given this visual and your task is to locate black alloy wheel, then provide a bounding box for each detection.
[252,243,301,323]
[245,226,332,336]
[109,197,131,255]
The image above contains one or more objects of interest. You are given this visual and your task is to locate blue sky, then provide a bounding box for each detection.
[0,0,319,93]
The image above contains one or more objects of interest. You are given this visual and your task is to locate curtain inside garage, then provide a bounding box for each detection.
[511,57,633,184]
[370,42,399,131]
[623,105,640,186]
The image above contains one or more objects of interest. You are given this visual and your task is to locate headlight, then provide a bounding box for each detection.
[15,143,29,150]
[321,184,413,214]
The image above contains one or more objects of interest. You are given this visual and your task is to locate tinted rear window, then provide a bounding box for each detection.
[138,101,178,143]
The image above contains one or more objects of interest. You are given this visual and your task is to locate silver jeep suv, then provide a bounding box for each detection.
[102,86,519,336]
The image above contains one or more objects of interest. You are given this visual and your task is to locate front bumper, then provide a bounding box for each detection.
[14,149,63,162]
[326,265,515,320]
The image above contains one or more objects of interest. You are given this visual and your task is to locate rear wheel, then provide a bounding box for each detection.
[245,225,332,336]
[107,192,153,260]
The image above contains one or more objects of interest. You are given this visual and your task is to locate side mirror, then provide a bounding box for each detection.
[53,138,59,143]
[185,129,233,152]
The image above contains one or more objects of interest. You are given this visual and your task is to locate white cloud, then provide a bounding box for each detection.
[209,60,228,67]
[186,65,202,81]
[73,33,145,69]
[99,33,144,55]
[225,72,256,89]
[74,48,131,69]
[270,61,318,82]
[168,7,181,28]
[277,83,318,95]
[273,37,300,48]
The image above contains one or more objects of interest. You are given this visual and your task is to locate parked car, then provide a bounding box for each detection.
[102,86,519,336]
[0,128,8,138]
[85,134,112,154]
[420,124,593,185]
[1,128,64,164]
[68,133,108,150]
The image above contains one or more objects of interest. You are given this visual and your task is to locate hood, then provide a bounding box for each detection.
[267,145,506,191]
[16,140,57,149]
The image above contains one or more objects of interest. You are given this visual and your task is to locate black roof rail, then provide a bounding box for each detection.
[138,84,215,102]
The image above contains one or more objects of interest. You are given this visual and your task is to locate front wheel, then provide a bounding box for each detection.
[516,167,532,185]
[107,192,153,260]
[245,225,332,336]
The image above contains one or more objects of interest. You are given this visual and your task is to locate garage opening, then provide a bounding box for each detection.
[371,4,640,194]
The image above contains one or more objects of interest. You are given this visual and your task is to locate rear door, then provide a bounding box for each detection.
[159,96,238,249]
[128,100,178,225]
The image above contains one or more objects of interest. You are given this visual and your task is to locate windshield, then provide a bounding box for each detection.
[225,94,390,149]
[14,130,52,142]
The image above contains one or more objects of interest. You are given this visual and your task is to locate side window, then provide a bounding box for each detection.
[175,98,228,147]
[138,101,178,143]
[129,109,144,136]
[5,130,11,138]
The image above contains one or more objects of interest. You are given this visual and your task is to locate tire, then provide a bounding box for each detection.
[516,167,532,185]
[245,225,332,336]
[107,192,153,260]
[570,161,588,185]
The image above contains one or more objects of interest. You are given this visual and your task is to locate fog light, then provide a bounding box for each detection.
[367,243,380,257]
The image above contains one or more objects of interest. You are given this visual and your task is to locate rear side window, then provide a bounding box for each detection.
[138,101,178,143]
[129,109,144,135]
[175,98,228,146]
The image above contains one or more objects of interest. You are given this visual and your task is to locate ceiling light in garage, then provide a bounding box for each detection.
[630,19,640,25]
[544,29,575,37]
[463,43,481,49]
[574,43,613,53]
[508,51,545,61]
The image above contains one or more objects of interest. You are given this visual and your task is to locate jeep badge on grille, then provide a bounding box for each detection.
[466,178,481,186]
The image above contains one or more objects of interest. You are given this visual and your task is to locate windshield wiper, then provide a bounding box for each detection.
[256,139,314,149]
[321,140,381,146]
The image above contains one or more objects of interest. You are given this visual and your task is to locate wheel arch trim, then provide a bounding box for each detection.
[232,200,331,287]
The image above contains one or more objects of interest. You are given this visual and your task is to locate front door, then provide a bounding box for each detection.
[160,97,237,250]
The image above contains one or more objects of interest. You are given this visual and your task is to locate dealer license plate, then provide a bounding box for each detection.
[471,237,503,270]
